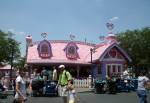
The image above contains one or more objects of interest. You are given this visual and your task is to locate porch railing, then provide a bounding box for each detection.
[73,75,94,88]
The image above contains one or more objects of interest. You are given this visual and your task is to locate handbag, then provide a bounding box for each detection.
[145,81,150,89]
[12,98,27,103]
[12,98,21,103]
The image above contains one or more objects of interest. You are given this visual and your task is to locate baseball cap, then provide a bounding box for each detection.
[58,64,65,68]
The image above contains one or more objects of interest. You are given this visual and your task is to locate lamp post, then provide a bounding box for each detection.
[90,48,93,63]
[90,48,96,88]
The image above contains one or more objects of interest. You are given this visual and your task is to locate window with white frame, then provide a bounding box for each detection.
[106,64,122,76]
[37,40,52,58]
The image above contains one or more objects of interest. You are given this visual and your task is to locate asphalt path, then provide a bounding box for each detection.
[0,91,150,103]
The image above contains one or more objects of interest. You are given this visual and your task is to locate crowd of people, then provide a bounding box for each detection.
[106,68,150,103]
[10,64,78,103]
[1,64,150,103]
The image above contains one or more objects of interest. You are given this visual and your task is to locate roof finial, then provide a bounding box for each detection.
[106,22,114,34]
[41,32,47,39]
[69,33,75,41]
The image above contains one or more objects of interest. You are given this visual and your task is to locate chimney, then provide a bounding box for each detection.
[26,35,32,47]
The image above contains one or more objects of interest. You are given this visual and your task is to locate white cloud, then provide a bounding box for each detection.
[18,31,25,35]
[109,16,119,21]
[7,28,26,35]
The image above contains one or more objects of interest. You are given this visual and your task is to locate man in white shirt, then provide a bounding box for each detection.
[14,71,27,103]
[123,69,130,79]
[137,71,149,103]
[52,67,57,81]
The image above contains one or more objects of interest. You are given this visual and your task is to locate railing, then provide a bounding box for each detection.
[73,76,94,88]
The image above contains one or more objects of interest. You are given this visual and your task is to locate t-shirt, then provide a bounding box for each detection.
[15,75,26,99]
[137,76,149,90]
[69,89,76,99]
[58,70,72,86]
[123,70,129,79]
[52,69,57,80]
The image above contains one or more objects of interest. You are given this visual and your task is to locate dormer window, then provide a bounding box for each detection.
[37,40,52,58]
[68,46,76,55]
[41,44,48,53]
[64,42,79,59]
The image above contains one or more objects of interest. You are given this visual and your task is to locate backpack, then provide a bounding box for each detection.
[65,71,72,81]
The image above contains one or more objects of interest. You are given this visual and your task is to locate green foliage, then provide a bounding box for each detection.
[117,27,150,71]
[13,57,26,70]
[0,30,21,65]
[0,31,9,64]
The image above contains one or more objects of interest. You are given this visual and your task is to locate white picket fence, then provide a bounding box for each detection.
[73,76,94,88]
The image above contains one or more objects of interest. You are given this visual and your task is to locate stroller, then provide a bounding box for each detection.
[31,77,44,96]
[0,83,7,99]
[129,78,138,91]
[94,80,106,94]
[116,79,130,92]
[43,80,58,96]
[107,79,117,94]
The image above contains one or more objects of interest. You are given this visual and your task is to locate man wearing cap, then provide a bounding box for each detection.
[58,64,72,103]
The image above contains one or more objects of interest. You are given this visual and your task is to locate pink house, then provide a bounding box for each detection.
[26,33,131,79]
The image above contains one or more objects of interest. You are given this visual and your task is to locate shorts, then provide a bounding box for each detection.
[59,85,67,96]
[69,99,75,103]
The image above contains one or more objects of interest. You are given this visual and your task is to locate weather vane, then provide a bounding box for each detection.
[69,33,75,40]
[106,22,114,33]
[41,32,47,39]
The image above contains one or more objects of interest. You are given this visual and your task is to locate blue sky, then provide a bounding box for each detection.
[0,0,150,56]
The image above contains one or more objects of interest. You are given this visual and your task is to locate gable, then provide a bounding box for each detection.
[99,43,132,62]
[104,47,124,59]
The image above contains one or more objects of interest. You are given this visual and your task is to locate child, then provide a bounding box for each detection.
[66,80,79,103]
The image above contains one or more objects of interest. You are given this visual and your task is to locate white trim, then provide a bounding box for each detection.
[102,58,125,62]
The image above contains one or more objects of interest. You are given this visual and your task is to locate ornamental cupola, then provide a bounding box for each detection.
[104,22,118,44]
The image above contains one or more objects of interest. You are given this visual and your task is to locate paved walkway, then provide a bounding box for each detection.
[75,88,91,93]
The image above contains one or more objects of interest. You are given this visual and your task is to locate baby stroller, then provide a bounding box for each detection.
[94,80,106,94]
[107,79,117,94]
[117,79,130,92]
[129,78,138,91]
[31,78,44,96]
[0,83,7,99]
[43,80,58,96]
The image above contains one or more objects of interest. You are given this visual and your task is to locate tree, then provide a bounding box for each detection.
[117,27,150,74]
[13,57,26,70]
[0,30,21,66]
